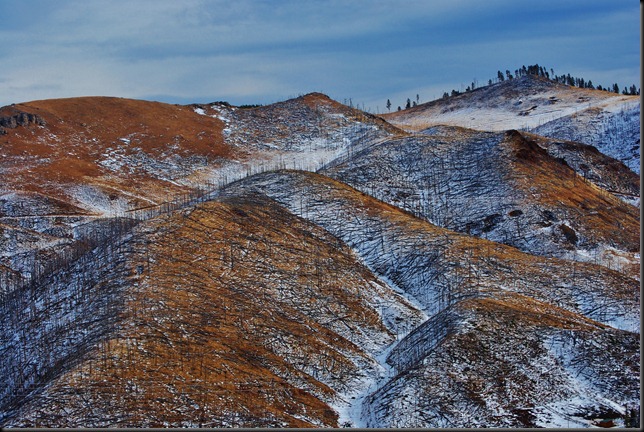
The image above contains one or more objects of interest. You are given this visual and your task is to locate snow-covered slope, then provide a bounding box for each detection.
[382,75,637,133]
[190,92,403,183]
[530,100,640,174]
[382,75,640,172]
[365,295,639,428]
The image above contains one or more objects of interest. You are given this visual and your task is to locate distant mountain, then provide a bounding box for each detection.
[0,75,640,428]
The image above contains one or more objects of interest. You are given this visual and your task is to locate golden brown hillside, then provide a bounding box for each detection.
[0,97,228,210]
[5,194,422,427]
[2,169,639,427]
[502,130,639,251]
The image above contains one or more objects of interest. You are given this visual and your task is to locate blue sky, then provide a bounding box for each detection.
[0,0,639,112]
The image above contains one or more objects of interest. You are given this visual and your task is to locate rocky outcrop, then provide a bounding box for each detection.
[0,112,46,131]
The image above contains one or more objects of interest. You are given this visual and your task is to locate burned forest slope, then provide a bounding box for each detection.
[1,192,424,427]
[321,128,640,279]
[0,78,640,429]
[222,169,640,427]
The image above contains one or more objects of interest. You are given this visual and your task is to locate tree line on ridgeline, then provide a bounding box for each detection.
[386,64,640,112]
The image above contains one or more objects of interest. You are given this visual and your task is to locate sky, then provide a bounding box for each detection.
[0,0,640,112]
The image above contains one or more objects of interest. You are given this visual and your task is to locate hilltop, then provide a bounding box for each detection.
[381,75,636,132]
[381,75,640,172]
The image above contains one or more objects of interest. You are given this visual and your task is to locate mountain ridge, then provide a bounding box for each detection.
[0,75,640,427]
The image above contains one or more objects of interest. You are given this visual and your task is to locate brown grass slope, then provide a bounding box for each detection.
[0,96,234,288]
[518,130,640,198]
[0,97,229,209]
[4,194,423,427]
[503,130,639,249]
[224,169,639,331]
[0,93,403,285]
[1,169,639,428]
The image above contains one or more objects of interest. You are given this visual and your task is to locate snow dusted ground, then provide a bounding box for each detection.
[384,75,636,133]
[363,297,639,428]
[224,170,640,427]
[322,130,640,280]
[383,75,640,173]
[531,99,640,174]
[1,85,639,428]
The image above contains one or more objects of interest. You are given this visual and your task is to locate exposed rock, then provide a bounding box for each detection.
[0,112,46,129]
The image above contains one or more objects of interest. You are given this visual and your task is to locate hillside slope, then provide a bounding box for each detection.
[0,97,229,211]
[321,129,640,279]
[381,75,637,133]
[1,193,424,427]
[223,170,640,427]
[2,170,639,427]
[0,77,640,428]
[0,93,401,289]
[530,101,640,174]
[191,92,403,176]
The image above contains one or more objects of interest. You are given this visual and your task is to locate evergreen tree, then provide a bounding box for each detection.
[405,98,411,109]
[497,71,505,82]
[386,99,392,112]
